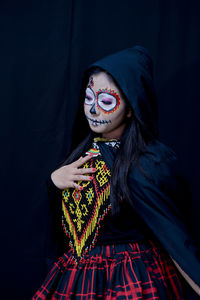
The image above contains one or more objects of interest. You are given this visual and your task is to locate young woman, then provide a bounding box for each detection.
[32,46,200,299]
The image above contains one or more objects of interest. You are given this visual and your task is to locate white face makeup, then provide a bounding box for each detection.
[98,92,118,112]
[85,87,120,113]
[84,72,131,139]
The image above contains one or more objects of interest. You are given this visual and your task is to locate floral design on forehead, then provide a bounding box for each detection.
[88,76,94,89]
[96,88,121,114]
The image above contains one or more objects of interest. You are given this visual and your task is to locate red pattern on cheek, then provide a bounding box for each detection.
[96,88,121,114]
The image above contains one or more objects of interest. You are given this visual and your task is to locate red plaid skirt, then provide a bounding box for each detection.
[32,239,184,299]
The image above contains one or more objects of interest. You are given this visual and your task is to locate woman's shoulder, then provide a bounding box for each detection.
[131,139,180,191]
[141,139,178,171]
[145,139,177,163]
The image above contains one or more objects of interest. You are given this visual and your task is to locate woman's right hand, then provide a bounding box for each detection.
[50,155,96,190]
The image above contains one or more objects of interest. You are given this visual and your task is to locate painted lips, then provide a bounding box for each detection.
[86,116,111,126]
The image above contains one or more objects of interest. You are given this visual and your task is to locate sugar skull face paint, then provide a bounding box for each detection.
[85,87,120,114]
[84,71,132,139]
[96,88,120,114]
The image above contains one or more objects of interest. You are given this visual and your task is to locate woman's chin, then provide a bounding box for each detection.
[89,124,108,133]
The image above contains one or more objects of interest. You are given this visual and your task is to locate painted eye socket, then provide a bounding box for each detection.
[97,93,117,112]
[85,95,93,104]
[84,87,95,105]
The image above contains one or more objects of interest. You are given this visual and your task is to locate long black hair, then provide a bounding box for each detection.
[57,66,157,215]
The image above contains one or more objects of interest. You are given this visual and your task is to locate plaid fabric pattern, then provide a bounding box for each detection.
[32,239,184,300]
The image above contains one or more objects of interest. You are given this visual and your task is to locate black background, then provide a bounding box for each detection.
[0,1,200,299]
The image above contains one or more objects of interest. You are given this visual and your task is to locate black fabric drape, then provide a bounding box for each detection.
[0,0,200,299]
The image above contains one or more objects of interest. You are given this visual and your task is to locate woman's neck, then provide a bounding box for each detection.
[101,122,126,140]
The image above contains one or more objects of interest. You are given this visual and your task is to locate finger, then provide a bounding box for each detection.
[73,175,93,181]
[71,156,83,166]
[71,182,84,190]
[77,168,96,174]
[73,155,93,168]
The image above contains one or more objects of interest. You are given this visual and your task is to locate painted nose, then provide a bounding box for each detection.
[90,103,97,115]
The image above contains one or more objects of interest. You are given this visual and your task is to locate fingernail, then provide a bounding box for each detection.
[79,186,83,190]
[89,176,93,180]
[92,168,96,171]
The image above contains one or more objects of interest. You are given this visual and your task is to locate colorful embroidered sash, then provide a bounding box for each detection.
[61,138,119,262]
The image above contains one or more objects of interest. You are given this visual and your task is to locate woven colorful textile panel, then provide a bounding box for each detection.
[62,143,113,263]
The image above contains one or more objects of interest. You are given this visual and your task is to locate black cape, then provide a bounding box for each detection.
[46,46,200,298]
[84,46,200,288]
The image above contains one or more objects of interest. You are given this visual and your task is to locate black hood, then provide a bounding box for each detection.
[85,45,159,138]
